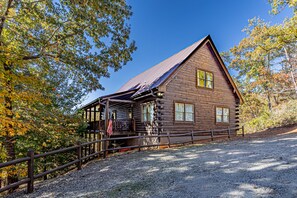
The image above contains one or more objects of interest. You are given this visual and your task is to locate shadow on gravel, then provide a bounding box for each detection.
[8,131,297,198]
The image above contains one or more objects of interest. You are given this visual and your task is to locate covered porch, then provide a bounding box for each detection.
[82,90,137,136]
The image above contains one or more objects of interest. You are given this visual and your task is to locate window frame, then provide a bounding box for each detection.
[141,101,155,123]
[174,102,195,123]
[197,69,214,89]
[215,106,230,124]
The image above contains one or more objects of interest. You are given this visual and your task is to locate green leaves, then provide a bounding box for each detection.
[223,0,297,130]
[0,0,136,176]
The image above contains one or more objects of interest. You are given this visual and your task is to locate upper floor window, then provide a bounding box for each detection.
[175,102,194,122]
[142,102,155,122]
[197,69,213,89]
[216,107,229,123]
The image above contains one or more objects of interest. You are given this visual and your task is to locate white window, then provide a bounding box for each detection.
[175,103,194,122]
[216,107,229,123]
[142,102,155,122]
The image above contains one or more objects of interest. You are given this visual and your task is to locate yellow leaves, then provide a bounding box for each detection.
[42,142,47,147]
[7,8,16,17]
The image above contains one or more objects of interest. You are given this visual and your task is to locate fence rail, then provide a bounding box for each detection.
[0,126,244,194]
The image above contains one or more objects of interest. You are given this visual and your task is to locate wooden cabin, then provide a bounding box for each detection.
[81,35,243,146]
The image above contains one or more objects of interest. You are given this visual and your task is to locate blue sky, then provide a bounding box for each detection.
[81,0,292,106]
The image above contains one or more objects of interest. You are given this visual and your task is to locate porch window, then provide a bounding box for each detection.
[216,107,229,123]
[197,69,213,89]
[112,110,117,120]
[175,103,194,122]
[142,102,154,122]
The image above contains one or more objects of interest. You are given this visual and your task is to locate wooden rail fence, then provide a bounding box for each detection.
[0,126,244,194]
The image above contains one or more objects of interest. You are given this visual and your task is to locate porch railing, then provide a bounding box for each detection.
[87,118,136,132]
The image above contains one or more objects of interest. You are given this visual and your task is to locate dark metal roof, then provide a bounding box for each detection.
[81,35,244,109]
[117,36,207,96]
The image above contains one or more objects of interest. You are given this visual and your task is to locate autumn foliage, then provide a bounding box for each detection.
[223,0,297,132]
[0,0,135,189]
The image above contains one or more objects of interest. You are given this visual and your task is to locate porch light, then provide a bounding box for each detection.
[156,92,164,97]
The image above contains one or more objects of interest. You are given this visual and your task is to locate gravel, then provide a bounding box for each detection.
[8,133,297,198]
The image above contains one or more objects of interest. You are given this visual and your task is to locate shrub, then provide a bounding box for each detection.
[245,100,297,133]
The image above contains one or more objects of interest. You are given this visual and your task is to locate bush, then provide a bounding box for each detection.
[245,100,297,133]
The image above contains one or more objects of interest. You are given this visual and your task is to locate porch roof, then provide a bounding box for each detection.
[81,90,136,109]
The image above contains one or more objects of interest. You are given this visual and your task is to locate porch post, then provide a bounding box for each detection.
[104,99,109,158]
[105,99,110,132]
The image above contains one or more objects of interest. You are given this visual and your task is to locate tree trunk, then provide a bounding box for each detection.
[273,95,279,105]
[284,47,297,96]
[3,63,18,192]
[267,94,272,111]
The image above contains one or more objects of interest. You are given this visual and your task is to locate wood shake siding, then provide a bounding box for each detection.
[161,41,238,135]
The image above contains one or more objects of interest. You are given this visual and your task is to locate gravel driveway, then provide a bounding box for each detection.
[10,133,297,198]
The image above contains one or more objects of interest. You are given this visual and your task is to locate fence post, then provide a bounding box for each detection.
[97,135,101,159]
[242,125,245,137]
[211,129,214,141]
[27,149,34,194]
[103,135,107,158]
[43,156,47,181]
[191,130,194,144]
[84,131,87,158]
[167,132,171,148]
[77,141,82,170]
[228,127,231,139]
[138,134,141,152]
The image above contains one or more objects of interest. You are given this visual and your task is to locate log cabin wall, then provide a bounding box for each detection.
[160,41,239,143]
[132,96,155,133]
[127,96,159,146]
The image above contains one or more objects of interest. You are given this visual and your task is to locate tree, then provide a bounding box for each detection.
[223,0,297,132]
[0,0,136,186]
[268,0,297,14]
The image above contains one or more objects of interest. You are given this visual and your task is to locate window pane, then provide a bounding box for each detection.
[198,70,205,79]
[175,112,184,121]
[185,104,193,113]
[197,70,206,87]
[198,79,205,87]
[175,103,184,112]
[206,72,213,81]
[206,80,213,88]
[216,107,222,115]
[143,105,147,113]
[142,102,155,122]
[223,115,229,123]
[216,115,222,122]
[149,104,154,122]
[185,113,193,121]
[223,108,229,116]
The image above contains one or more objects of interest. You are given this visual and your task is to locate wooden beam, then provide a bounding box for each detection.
[101,90,136,100]
[109,99,135,103]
